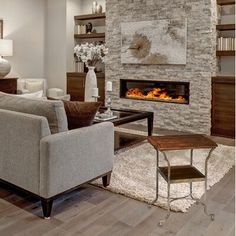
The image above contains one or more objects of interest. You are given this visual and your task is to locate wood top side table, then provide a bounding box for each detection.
[0,77,18,94]
[148,134,218,226]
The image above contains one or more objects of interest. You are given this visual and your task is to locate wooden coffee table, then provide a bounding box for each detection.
[94,107,154,150]
[94,107,154,135]
[148,134,218,225]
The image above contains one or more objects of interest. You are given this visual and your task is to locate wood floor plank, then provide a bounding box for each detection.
[125,208,167,236]
[97,221,132,236]
[60,194,128,234]
[75,213,118,236]
[175,200,225,236]
[211,169,235,204]
[111,199,155,227]
[223,196,235,214]
[203,210,234,236]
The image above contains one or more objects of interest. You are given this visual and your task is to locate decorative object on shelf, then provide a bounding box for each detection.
[121,18,187,65]
[0,39,13,78]
[217,37,235,51]
[85,66,97,101]
[74,43,108,101]
[0,20,3,39]
[75,25,86,34]
[96,5,103,14]
[77,62,84,72]
[92,87,99,97]
[86,22,93,34]
[92,1,98,14]
[106,81,112,92]
[74,53,84,72]
[105,81,113,117]
[92,87,100,116]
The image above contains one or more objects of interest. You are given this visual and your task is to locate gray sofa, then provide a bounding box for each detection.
[0,92,114,218]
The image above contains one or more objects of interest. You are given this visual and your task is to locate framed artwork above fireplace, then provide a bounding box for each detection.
[121,18,187,65]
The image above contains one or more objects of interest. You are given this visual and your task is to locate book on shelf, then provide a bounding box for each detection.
[217,37,235,51]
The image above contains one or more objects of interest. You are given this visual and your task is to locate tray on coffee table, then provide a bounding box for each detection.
[93,107,154,136]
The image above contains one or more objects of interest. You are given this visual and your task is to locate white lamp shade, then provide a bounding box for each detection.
[0,39,13,56]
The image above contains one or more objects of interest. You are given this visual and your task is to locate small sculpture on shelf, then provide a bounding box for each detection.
[86,22,93,34]
[92,1,103,14]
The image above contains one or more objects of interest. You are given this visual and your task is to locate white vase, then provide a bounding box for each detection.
[85,66,97,101]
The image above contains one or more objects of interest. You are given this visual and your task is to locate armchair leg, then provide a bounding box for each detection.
[102,172,111,187]
[41,198,53,219]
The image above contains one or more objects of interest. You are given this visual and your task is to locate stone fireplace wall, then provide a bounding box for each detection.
[105,0,217,134]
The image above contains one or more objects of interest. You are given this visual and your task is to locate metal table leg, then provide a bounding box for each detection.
[190,149,193,199]
[150,150,159,205]
[204,148,215,220]
[159,151,171,226]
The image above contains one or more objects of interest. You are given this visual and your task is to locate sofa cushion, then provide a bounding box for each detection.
[0,92,68,134]
[63,101,101,129]
[15,90,44,99]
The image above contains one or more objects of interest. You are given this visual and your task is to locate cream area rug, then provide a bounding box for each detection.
[94,139,235,213]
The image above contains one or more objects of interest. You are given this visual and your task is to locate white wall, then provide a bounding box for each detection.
[0,0,46,78]
[45,0,67,90]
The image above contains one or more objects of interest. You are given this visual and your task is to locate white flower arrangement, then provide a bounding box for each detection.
[74,43,108,67]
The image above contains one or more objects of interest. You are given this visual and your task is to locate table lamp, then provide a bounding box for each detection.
[0,39,13,78]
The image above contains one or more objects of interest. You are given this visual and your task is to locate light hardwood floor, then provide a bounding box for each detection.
[0,126,234,236]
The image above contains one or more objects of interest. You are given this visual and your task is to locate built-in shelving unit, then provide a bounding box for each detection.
[67,12,106,104]
[211,0,235,138]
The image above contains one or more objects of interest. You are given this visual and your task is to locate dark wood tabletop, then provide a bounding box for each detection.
[148,134,218,151]
[95,107,154,126]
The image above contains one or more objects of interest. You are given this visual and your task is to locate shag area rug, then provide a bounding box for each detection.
[94,134,235,212]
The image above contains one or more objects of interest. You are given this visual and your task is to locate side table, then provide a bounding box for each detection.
[148,134,218,225]
[0,77,18,94]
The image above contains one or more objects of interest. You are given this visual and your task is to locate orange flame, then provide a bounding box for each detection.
[126,88,186,102]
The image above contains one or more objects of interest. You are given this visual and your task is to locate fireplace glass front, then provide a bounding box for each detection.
[120,79,189,104]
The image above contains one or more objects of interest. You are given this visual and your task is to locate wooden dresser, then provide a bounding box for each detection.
[0,78,17,94]
[67,72,105,105]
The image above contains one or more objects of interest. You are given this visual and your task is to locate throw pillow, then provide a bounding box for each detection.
[14,90,44,99]
[63,101,101,129]
[25,81,44,93]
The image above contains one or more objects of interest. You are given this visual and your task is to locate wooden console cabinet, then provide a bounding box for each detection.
[67,72,105,105]
[211,76,235,138]
[0,78,17,94]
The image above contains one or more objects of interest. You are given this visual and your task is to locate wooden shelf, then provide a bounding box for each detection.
[74,33,105,39]
[216,24,235,31]
[217,0,235,5]
[212,76,235,84]
[67,72,105,77]
[216,50,235,56]
[74,13,106,21]
[159,165,205,184]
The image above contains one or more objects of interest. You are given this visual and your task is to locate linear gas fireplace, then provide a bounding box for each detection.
[120,79,189,104]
